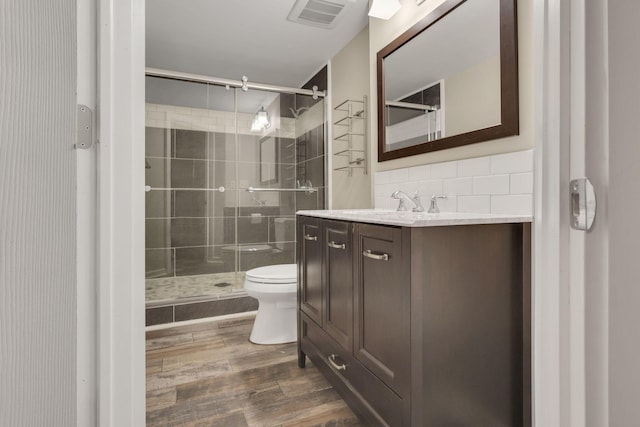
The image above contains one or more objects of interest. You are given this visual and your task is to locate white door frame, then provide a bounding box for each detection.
[533,0,592,426]
[77,0,98,424]
[532,0,565,423]
[94,0,585,424]
[97,0,146,425]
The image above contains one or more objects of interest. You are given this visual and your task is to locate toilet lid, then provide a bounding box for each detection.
[245,264,297,284]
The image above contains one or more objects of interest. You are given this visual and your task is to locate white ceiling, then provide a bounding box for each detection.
[146,0,369,88]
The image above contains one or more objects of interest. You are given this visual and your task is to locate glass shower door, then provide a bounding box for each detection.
[233,89,295,275]
[145,77,240,304]
[144,75,327,310]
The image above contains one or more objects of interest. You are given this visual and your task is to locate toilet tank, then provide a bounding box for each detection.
[274,218,296,250]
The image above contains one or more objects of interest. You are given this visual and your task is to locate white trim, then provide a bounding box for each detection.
[77,0,97,424]
[326,60,333,208]
[98,0,146,425]
[533,0,592,425]
[568,0,586,425]
[533,0,564,425]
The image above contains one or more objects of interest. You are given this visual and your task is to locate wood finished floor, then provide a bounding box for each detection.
[146,315,363,426]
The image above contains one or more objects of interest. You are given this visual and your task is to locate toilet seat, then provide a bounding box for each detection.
[245,264,296,284]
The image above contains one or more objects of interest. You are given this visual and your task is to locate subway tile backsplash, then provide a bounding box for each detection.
[375,149,534,215]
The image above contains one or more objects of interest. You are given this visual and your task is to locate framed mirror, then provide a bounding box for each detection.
[377,0,518,161]
[259,135,278,184]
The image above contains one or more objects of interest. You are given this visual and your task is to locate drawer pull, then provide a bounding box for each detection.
[304,234,318,241]
[328,241,346,250]
[328,354,347,371]
[363,250,389,261]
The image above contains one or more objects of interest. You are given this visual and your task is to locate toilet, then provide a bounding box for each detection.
[244,263,297,345]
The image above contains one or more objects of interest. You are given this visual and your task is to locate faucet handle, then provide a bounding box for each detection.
[411,191,425,212]
[428,195,448,213]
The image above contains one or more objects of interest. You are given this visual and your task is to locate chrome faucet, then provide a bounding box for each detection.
[391,190,425,212]
[428,195,448,213]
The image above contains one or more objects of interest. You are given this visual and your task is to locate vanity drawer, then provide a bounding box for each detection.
[300,313,404,427]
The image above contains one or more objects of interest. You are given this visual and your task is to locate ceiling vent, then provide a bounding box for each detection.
[287,0,356,29]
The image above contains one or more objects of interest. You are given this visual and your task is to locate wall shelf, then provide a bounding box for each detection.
[332,96,367,176]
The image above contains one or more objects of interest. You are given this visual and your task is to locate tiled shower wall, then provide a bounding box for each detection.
[145,100,325,319]
[145,101,325,280]
[374,149,534,214]
[144,67,327,326]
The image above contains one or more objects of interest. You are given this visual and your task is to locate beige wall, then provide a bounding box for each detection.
[330,27,372,208]
[445,55,501,137]
[369,0,534,172]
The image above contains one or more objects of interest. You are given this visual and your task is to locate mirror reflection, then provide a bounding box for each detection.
[384,0,500,150]
[378,0,518,160]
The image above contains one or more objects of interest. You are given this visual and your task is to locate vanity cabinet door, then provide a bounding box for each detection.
[354,224,410,397]
[323,220,353,352]
[298,216,323,326]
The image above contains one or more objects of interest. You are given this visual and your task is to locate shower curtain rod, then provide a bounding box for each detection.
[146,68,326,98]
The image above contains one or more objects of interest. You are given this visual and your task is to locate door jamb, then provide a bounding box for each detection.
[77,0,98,424]
[97,0,146,425]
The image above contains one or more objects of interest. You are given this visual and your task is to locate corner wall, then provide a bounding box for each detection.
[330,27,372,208]
[369,0,534,173]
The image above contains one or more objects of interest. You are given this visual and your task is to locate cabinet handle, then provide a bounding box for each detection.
[362,249,389,261]
[304,234,318,241]
[327,241,346,250]
[328,354,347,371]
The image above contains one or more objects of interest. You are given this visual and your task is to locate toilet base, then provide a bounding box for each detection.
[249,298,297,345]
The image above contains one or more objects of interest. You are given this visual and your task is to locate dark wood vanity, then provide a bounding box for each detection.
[297,213,531,426]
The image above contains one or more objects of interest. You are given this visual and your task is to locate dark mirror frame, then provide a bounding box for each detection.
[377,0,519,162]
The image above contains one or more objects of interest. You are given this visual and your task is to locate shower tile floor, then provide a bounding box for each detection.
[146,272,246,304]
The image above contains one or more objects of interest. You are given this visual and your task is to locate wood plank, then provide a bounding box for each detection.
[242,388,352,426]
[146,337,225,361]
[146,320,221,340]
[147,382,284,426]
[146,314,362,426]
[146,357,163,376]
[146,332,193,351]
[175,412,249,427]
[275,400,363,427]
[228,345,298,372]
[147,359,233,392]
[146,387,177,412]
[176,360,314,402]
[277,368,332,398]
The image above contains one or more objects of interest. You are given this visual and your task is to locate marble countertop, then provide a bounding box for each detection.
[297,209,532,228]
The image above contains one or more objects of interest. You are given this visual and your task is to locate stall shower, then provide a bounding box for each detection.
[144,69,327,325]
